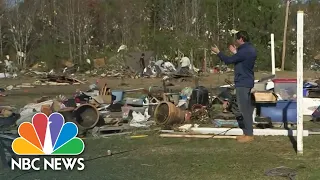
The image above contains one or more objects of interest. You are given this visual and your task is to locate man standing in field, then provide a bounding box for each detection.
[211,30,257,143]
[139,53,146,77]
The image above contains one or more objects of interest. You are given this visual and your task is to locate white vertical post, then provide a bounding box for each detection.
[271,33,276,75]
[296,11,304,155]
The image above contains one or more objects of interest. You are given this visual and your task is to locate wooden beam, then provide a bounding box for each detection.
[281,0,290,71]
[160,134,236,139]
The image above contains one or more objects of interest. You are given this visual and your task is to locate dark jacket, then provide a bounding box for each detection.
[140,57,145,69]
[217,42,257,88]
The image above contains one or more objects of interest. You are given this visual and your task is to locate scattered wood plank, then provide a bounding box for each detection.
[71,78,86,84]
[124,88,145,93]
[160,134,236,139]
[39,75,85,85]
[190,128,309,136]
[48,82,69,86]
[16,85,35,88]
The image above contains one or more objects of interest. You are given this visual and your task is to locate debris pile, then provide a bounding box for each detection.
[4,58,320,143]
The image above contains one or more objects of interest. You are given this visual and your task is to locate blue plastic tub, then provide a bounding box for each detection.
[111,90,124,102]
[258,100,297,123]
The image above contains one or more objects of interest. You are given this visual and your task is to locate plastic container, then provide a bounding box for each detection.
[111,90,124,102]
[258,100,297,123]
[272,79,297,100]
[125,98,144,106]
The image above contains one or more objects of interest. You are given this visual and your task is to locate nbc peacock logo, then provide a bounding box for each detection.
[11,112,85,171]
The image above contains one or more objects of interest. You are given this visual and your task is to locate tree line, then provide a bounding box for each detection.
[0,0,319,71]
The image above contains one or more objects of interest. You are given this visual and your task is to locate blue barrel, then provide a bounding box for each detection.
[258,100,297,123]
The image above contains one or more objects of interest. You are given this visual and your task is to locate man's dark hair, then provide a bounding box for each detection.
[141,53,145,56]
[235,31,250,42]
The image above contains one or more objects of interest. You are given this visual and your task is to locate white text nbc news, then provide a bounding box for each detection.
[11,158,85,171]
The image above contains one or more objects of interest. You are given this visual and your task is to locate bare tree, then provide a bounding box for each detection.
[76,1,94,64]
[0,0,5,58]
[191,0,199,37]
[184,0,189,34]
[56,0,94,66]
[6,0,39,68]
[0,15,3,59]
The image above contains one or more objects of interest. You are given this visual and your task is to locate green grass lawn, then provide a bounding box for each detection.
[2,132,320,180]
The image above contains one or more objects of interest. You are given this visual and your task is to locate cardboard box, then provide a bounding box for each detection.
[253,91,277,103]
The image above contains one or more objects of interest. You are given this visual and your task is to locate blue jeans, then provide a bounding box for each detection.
[236,87,254,136]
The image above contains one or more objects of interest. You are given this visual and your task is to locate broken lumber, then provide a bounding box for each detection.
[160,134,236,139]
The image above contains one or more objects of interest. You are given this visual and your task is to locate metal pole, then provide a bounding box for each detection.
[296,11,304,155]
[271,33,276,75]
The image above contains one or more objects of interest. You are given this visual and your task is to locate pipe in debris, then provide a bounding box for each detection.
[154,101,186,125]
[73,104,100,129]
[308,131,320,135]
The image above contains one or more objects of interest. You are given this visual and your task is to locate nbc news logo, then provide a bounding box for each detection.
[11,113,85,171]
